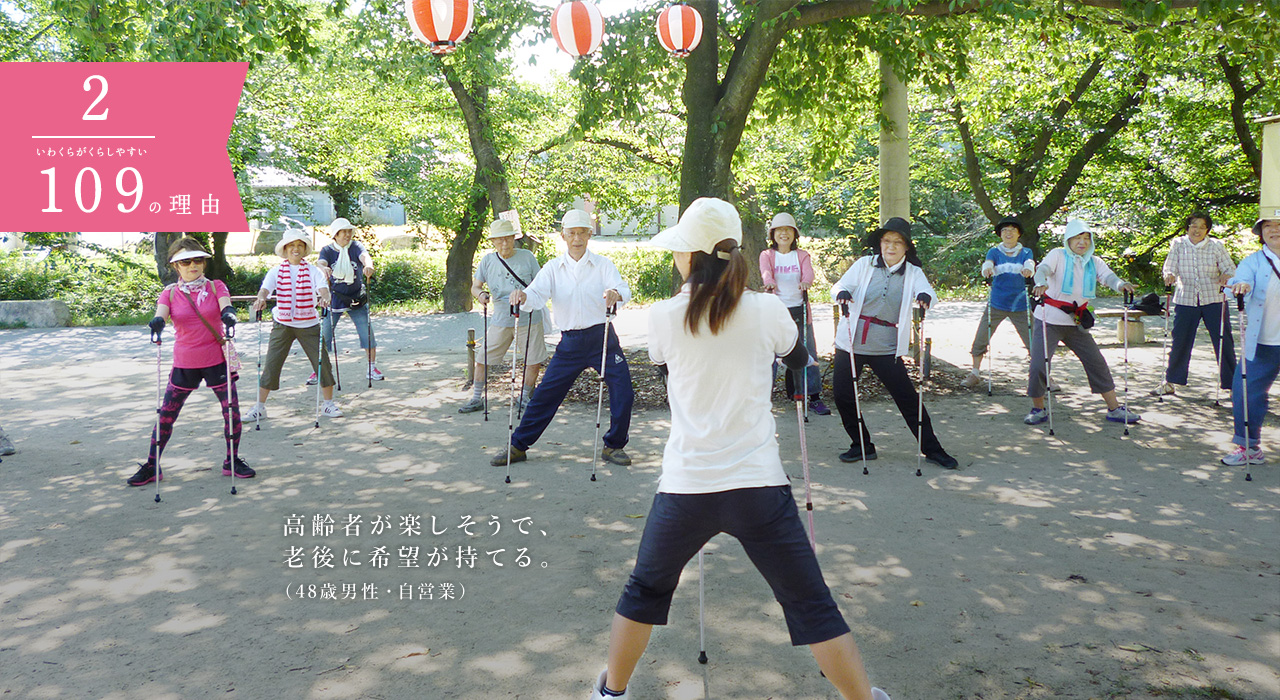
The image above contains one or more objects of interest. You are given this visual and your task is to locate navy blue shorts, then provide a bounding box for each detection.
[615,486,850,646]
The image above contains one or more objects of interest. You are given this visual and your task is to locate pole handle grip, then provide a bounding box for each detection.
[607,303,617,317]
[511,304,519,318]
[1236,293,1245,311]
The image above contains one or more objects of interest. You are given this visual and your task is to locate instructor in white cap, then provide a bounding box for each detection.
[490,209,635,467]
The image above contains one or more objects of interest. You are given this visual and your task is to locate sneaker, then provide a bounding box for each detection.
[601,447,632,466]
[222,457,256,479]
[1220,446,1265,467]
[1105,405,1141,423]
[245,402,267,421]
[808,399,831,416]
[838,445,878,462]
[925,449,960,469]
[490,445,526,467]
[0,431,14,456]
[306,371,318,386]
[1151,381,1176,396]
[589,668,630,700]
[961,371,982,388]
[368,366,385,381]
[872,689,892,700]
[321,401,344,418]
[1047,379,1061,393]
[1023,408,1049,425]
[126,463,161,486]
[458,396,485,414]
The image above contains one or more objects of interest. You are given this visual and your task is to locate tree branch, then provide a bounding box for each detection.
[1,19,58,61]
[1216,52,1263,179]
[581,137,680,170]
[950,87,1001,223]
[792,0,1199,29]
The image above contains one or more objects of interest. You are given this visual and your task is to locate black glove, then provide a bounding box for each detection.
[916,292,932,306]
[148,316,165,334]
[835,290,852,317]
[221,309,237,329]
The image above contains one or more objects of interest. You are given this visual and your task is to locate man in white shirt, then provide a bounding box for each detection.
[490,209,635,467]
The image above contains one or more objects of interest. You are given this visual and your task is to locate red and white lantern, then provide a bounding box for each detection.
[406,0,474,56]
[551,0,604,57]
[656,3,702,58]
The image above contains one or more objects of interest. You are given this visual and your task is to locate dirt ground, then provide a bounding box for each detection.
[1,299,1276,700]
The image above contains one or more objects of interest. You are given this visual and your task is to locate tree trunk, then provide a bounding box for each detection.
[207,232,230,281]
[443,179,489,313]
[330,182,359,221]
[153,232,181,285]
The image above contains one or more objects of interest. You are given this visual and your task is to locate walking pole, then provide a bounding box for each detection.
[793,386,816,549]
[254,308,263,431]
[1159,284,1172,402]
[801,290,811,422]
[152,325,164,503]
[1122,290,1133,436]
[314,308,326,429]
[1036,291,1055,436]
[482,298,489,421]
[844,301,871,476]
[366,289,374,389]
[223,323,238,495]
[516,307,534,419]
[330,311,341,392]
[504,303,521,486]
[985,277,994,396]
[697,547,708,664]
[1214,290,1228,407]
[1236,293,1253,482]
[590,304,617,483]
[915,303,927,477]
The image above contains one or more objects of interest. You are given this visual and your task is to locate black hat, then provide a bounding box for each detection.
[865,217,923,268]
[994,217,1024,237]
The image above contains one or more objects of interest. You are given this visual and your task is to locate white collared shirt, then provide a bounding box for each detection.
[520,248,631,331]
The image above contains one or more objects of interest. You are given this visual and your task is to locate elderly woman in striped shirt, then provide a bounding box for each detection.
[1155,211,1237,396]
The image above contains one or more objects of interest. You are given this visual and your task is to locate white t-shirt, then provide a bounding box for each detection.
[1261,255,1280,346]
[771,250,803,307]
[647,289,797,494]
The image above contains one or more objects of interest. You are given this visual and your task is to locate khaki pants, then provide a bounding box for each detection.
[259,323,334,390]
[483,320,549,366]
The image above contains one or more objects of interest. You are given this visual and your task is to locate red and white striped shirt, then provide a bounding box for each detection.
[261,262,328,328]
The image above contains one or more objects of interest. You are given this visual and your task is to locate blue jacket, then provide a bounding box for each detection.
[1227,248,1280,362]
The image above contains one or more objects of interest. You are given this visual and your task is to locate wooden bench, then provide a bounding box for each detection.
[1095,308,1151,343]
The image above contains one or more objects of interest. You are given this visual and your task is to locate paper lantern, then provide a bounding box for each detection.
[551,0,604,57]
[406,0,474,55]
[656,3,702,58]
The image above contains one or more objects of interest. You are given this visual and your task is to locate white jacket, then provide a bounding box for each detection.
[831,255,936,357]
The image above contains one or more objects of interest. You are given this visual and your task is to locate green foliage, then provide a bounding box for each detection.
[369,250,447,302]
[0,251,161,324]
[596,247,674,304]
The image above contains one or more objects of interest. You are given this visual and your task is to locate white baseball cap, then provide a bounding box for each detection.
[650,197,742,254]
[561,209,593,231]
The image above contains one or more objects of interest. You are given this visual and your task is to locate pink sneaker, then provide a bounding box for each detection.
[1220,446,1265,467]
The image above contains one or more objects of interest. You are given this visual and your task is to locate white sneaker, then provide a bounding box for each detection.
[872,688,892,700]
[0,431,15,456]
[368,366,385,381]
[321,401,344,418]
[245,402,267,421]
[589,668,629,700]
[961,371,982,388]
[1220,445,1265,466]
[305,371,318,386]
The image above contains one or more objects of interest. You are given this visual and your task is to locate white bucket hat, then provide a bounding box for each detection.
[1254,202,1280,236]
[327,217,355,236]
[561,209,593,231]
[767,212,799,235]
[275,228,313,258]
[650,197,742,254]
[488,219,523,239]
[169,248,212,264]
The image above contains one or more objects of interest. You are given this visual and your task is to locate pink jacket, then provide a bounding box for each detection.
[759,248,815,289]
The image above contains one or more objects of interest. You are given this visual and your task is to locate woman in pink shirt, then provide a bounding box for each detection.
[128,237,252,486]
[759,213,829,415]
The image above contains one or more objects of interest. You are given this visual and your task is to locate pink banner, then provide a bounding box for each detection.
[0,62,249,232]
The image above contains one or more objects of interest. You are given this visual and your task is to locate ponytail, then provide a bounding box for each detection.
[684,240,749,335]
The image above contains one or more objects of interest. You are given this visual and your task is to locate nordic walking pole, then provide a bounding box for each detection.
[314,308,326,429]
[504,303,521,485]
[801,290,810,422]
[1159,284,1172,402]
[844,300,870,476]
[794,386,816,550]
[516,306,534,419]
[482,298,489,421]
[254,308,263,431]
[152,325,164,503]
[1237,293,1253,482]
[590,304,617,483]
[1214,291,1228,407]
[697,547,709,664]
[1037,292,1056,437]
[330,311,341,392]
[366,288,374,389]
[223,322,238,495]
[1122,289,1133,436]
[985,277,994,396]
[915,303,926,477]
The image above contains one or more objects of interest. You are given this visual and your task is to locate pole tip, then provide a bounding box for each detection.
[915,468,922,477]
[863,466,869,475]
[231,486,237,495]
[591,474,597,481]
[154,494,161,503]
[505,476,511,484]
[698,652,708,664]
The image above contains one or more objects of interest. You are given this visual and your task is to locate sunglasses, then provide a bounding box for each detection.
[175,258,206,267]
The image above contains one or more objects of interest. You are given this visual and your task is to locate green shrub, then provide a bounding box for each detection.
[370,250,447,302]
[597,247,674,304]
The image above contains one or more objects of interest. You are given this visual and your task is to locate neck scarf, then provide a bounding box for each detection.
[275,262,317,323]
[1061,247,1098,299]
[1189,235,1209,250]
[332,241,356,285]
[997,242,1023,256]
[177,276,210,305]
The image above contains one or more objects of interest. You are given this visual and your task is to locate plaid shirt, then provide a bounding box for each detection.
[1162,236,1236,306]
